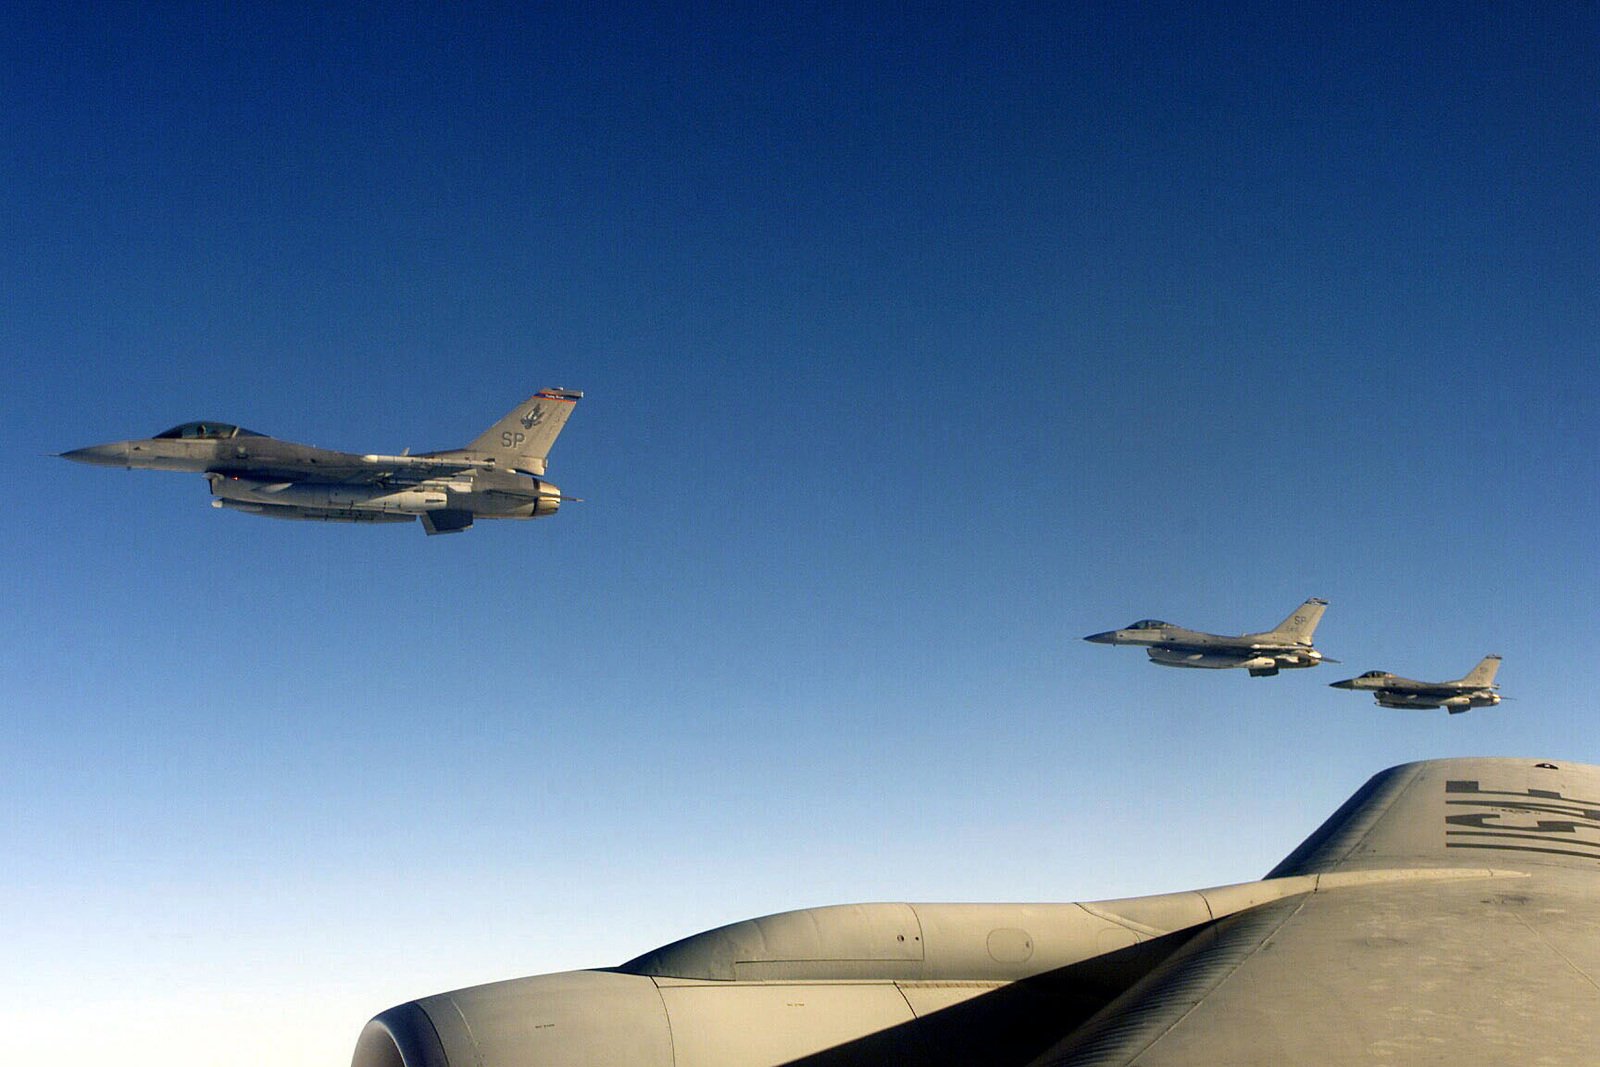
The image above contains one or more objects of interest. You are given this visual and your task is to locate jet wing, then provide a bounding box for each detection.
[1028,758,1600,1066]
[209,449,492,485]
[1402,683,1481,698]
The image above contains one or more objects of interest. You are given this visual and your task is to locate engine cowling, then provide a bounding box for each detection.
[530,482,561,517]
[354,971,675,1067]
[351,890,1318,1067]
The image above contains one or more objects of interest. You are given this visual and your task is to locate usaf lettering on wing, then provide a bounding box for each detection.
[1446,778,1600,862]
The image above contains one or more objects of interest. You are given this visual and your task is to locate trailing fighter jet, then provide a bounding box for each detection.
[1330,654,1503,713]
[60,389,582,535]
[1083,597,1332,676]
[353,756,1600,1066]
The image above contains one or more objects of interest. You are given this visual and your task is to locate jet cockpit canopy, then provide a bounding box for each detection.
[154,422,266,440]
[1358,670,1394,679]
[1128,619,1170,630]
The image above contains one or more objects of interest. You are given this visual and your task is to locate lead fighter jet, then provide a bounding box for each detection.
[61,389,581,535]
[1330,654,1503,713]
[1084,597,1332,676]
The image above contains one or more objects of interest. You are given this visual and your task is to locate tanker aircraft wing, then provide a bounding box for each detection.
[1027,756,1598,1065]
[61,389,582,535]
[1084,597,1333,676]
[353,756,1600,1067]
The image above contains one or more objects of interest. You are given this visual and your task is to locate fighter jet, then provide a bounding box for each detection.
[354,756,1600,1066]
[1330,654,1503,713]
[60,389,582,535]
[1084,597,1332,676]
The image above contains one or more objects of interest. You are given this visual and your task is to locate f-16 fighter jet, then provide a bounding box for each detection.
[61,388,582,535]
[1330,654,1503,713]
[1084,597,1332,676]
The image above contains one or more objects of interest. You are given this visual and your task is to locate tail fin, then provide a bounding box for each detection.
[467,389,582,475]
[1458,655,1502,687]
[1264,597,1328,643]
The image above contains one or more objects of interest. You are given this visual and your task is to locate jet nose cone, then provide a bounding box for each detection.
[1328,679,1356,689]
[60,443,129,467]
[1084,631,1118,644]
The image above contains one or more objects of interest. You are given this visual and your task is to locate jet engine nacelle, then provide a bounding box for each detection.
[355,972,676,1067]
[350,897,1207,1067]
[356,968,1083,1067]
[529,482,561,517]
[353,871,1479,1067]
[486,480,563,518]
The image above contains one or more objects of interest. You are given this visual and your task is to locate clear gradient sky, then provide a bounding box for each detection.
[4,4,1597,1064]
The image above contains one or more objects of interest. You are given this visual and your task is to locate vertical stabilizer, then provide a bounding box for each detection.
[1263,597,1328,643]
[1458,655,1502,687]
[467,389,582,475]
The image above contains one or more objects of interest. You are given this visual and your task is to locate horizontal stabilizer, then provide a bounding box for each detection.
[420,509,474,535]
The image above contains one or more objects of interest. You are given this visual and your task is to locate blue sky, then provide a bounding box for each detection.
[4,4,1597,1063]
